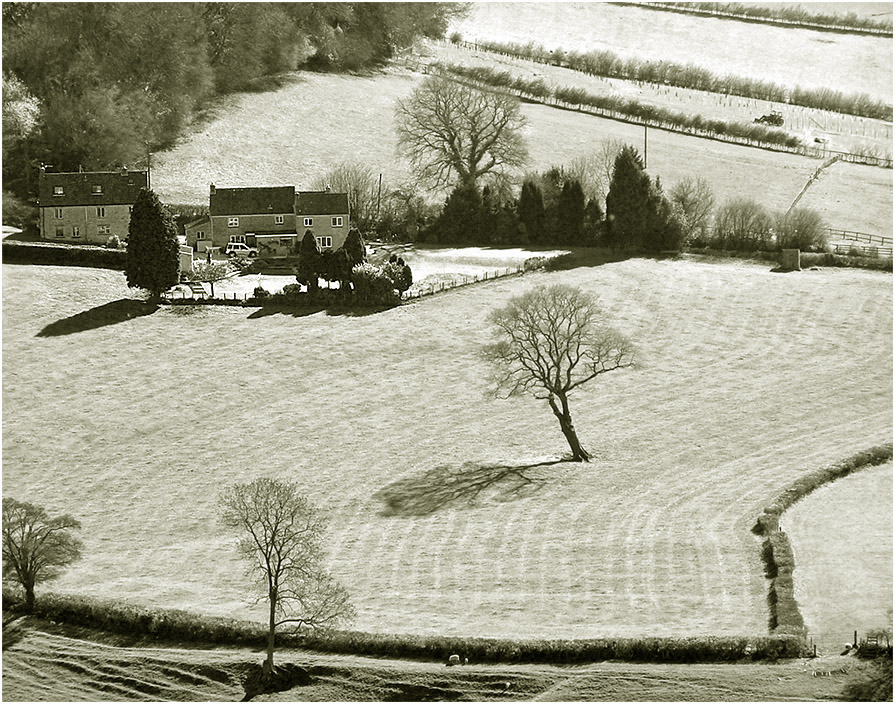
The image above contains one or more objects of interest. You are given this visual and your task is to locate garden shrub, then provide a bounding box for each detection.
[351,262,401,306]
[104,235,122,249]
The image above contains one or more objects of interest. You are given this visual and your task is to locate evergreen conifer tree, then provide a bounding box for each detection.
[297,230,321,292]
[558,179,586,245]
[518,180,545,244]
[125,188,179,302]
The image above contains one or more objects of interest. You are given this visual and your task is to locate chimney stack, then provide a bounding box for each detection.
[210,183,216,196]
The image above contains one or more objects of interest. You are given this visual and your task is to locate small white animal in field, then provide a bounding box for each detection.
[447,654,460,666]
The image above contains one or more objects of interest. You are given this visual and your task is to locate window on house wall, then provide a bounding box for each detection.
[129,206,133,215]
[96,207,106,218]
[55,226,64,237]
[92,184,103,195]
[316,236,333,249]
[196,231,206,240]
[303,217,313,227]
[228,217,239,227]
[54,208,64,219]
[275,215,284,225]
[331,216,343,227]
[53,186,64,196]
[72,227,81,238]
[97,225,111,236]
[229,234,246,244]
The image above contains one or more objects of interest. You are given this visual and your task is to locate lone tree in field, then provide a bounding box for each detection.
[395,75,528,189]
[483,284,634,462]
[126,188,180,302]
[2,498,83,612]
[219,478,354,675]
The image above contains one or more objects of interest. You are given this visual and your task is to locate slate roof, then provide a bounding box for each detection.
[294,191,349,216]
[39,170,148,207]
[210,186,295,216]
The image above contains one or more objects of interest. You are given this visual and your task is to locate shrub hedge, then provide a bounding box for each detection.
[3,587,803,662]
[461,38,892,120]
[439,63,803,152]
[2,588,266,646]
[2,240,127,270]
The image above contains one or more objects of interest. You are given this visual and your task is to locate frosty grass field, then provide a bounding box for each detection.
[3,257,891,641]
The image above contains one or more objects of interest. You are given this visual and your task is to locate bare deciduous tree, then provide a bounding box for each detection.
[395,75,529,189]
[2,498,83,612]
[190,261,231,297]
[219,478,354,674]
[483,284,634,462]
[312,162,380,233]
[670,176,715,245]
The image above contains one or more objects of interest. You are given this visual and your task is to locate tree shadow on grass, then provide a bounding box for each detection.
[374,460,564,517]
[37,299,159,337]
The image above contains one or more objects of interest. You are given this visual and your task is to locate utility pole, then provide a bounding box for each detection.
[643,124,648,168]
[145,142,152,189]
[376,173,383,220]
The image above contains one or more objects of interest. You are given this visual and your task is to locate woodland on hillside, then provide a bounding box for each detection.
[1,2,463,206]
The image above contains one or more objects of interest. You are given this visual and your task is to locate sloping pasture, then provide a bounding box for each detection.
[425,41,893,157]
[3,259,891,639]
[151,69,892,233]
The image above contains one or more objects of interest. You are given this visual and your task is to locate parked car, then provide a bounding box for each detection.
[225,242,258,258]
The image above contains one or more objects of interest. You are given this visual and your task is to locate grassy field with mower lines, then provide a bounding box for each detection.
[3,257,890,639]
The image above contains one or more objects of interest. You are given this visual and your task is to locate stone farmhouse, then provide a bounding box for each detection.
[185,184,350,258]
[38,167,147,244]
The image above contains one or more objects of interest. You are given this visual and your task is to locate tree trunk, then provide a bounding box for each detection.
[264,593,276,675]
[24,581,35,613]
[548,394,591,462]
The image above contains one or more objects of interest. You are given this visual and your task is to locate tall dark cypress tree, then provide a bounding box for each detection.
[518,180,545,244]
[558,179,586,245]
[605,146,652,250]
[297,230,321,292]
[125,188,179,302]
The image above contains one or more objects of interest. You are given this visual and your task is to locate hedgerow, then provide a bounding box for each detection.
[461,38,892,120]
[753,444,893,637]
[2,587,803,662]
[295,629,803,662]
[438,63,803,151]
[2,240,127,270]
[639,2,893,35]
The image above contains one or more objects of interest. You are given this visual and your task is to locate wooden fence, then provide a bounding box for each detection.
[164,265,532,303]
[402,266,525,300]
[829,242,893,258]
[826,229,893,247]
